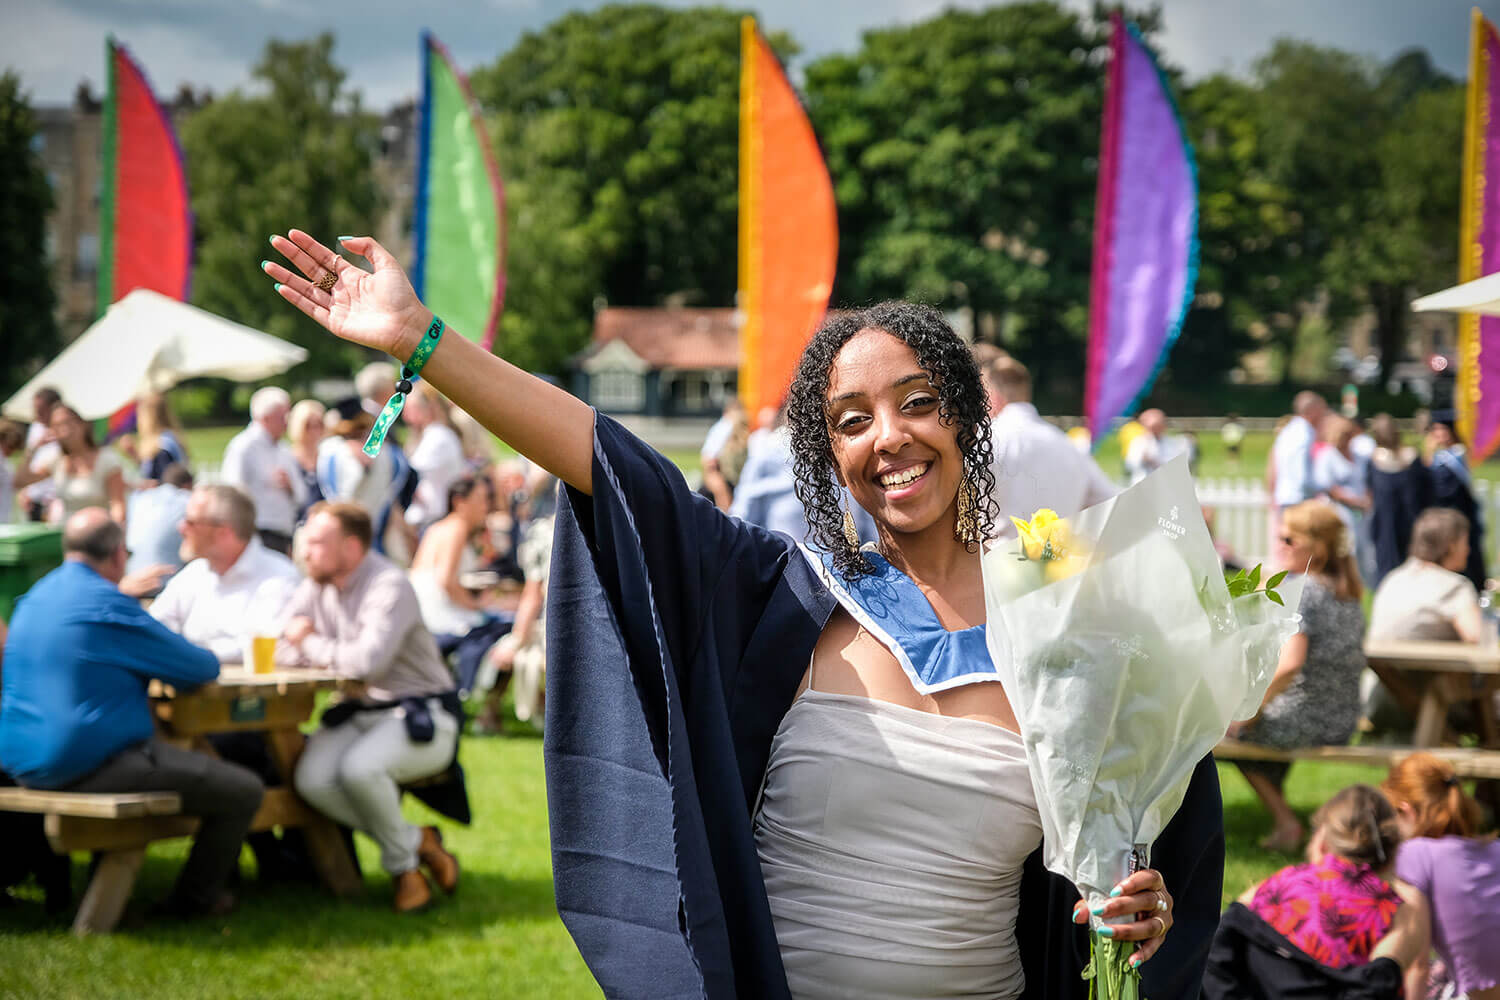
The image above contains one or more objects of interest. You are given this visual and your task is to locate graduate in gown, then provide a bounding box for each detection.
[264,232,1224,1000]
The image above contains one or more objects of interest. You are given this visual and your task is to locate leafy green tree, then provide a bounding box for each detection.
[1330,72,1460,383]
[0,72,60,399]
[1170,73,1299,384]
[180,34,380,382]
[803,2,1161,389]
[1253,42,1458,383]
[470,5,794,374]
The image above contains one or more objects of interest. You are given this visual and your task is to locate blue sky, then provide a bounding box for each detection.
[7,0,1499,109]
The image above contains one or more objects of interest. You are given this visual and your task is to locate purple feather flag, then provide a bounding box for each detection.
[1084,14,1198,445]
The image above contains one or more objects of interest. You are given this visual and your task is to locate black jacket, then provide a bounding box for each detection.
[1202,903,1402,1000]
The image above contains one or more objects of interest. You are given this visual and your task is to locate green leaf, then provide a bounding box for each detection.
[1267,590,1285,606]
[1247,564,1262,589]
[1266,570,1288,590]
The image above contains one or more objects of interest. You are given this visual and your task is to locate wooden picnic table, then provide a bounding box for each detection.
[149,667,362,897]
[1363,639,1500,749]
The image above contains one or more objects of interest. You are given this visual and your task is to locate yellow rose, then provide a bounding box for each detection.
[1010,515,1045,560]
[1011,508,1067,561]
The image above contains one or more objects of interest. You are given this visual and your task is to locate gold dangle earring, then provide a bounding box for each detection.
[954,475,981,547]
[842,498,861,552]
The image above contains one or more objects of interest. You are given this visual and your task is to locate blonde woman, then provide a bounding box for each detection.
[287,398,326,520]
[1229,501,1367,851]
[135,392,189,485]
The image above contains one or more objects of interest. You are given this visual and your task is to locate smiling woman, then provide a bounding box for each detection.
[783,303,998,583]
[262,230,1221,999]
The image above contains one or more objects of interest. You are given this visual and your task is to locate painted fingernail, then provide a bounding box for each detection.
[1090,904,1106,916]
[1109,886,1123,898]
[274,283,283,292]
[1131,957,1142,969]
[337,235,353,242]
[268,235,278,246]
[260,260,271,271]
[1096,926,1115,938]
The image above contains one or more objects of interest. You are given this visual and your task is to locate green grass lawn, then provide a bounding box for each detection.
[0,729,1385,999]
[0,730,599,999]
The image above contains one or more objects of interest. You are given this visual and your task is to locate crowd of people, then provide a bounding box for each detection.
[0,366,561,917]
[2,247,1498,996]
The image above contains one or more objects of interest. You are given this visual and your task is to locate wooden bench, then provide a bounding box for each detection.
[0,784,323,934]
[1213,739,1500,780]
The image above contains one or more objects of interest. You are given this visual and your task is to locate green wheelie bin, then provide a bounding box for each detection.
[0,524,63,622]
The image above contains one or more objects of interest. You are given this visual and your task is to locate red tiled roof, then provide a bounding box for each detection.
[588,307,739,370]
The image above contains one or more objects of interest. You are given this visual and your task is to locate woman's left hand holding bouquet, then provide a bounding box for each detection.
[1069,867,1175,969]
[263,230,596,495]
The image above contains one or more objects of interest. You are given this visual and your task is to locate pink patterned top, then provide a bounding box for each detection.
[1248,854,1402,968]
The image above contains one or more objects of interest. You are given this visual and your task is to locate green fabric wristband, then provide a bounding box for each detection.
[363,315,446,457]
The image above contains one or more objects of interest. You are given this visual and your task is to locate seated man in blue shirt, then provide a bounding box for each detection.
[0,508,264,918]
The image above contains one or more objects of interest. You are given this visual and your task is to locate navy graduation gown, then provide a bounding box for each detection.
[545,413,1223,999]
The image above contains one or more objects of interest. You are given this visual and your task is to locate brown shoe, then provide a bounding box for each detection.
[392,869,432,913]
[417,825,460,895]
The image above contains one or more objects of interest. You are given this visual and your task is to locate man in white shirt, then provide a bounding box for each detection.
[985,357,1117,529]
[149,482,311,884]
[220,387,305,555]
[150,484,301,664]
[125,463,193,578]
[401,385,467,533]
[1124,408,1168,485]
[1271,391,1329,511]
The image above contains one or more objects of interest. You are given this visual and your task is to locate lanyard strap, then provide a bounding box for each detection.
[363,316,446,457]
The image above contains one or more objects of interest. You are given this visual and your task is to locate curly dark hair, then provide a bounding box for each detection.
[784,301,998,580]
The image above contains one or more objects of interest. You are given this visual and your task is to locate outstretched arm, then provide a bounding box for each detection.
[264,230,595,495]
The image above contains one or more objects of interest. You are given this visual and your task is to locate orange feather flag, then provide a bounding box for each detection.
[737,18,837,419]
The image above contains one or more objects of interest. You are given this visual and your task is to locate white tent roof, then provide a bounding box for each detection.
[1411,272,1500,317]
[3,289,308,421]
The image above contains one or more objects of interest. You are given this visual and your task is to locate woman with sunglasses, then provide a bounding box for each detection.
[1228,500,1367,852]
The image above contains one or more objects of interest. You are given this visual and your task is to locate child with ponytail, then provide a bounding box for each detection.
[1383,753,1500,1000]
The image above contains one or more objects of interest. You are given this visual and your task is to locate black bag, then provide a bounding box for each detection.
[1202,903,1403,1000]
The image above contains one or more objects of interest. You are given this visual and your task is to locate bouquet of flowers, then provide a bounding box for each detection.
[980,455,1301,996]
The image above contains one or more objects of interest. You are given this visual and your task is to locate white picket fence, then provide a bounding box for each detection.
[1196,476,1500,571]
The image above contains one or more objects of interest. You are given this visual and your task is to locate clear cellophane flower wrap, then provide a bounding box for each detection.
[980,455,1301,992]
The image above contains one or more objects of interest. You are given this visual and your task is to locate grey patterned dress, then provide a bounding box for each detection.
[1245,576,1366,750]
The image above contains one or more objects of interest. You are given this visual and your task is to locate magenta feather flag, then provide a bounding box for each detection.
[1084,14,1198,444]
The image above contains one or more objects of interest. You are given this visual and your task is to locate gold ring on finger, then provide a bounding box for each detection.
[1152,915,1166,937]
[316,270,337,292]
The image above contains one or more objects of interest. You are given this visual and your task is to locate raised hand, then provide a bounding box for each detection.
[263,231,431,358]
[262,225,598,495]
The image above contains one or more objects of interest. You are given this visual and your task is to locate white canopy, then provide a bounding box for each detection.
[1411,272,1500,317]
[3,289,308,421]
